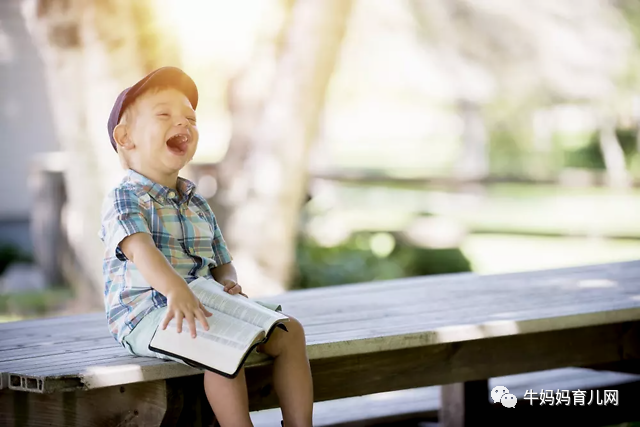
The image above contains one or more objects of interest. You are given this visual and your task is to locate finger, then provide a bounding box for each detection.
[186,313,197,338]
[176,312,184,334]
[161,311,174,330]
[196,309,209,331]
[232,284,242,295]
[223,281,235,291]
[199,301,213,317]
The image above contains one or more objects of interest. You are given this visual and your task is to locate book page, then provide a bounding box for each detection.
[189,278,288,331]
[150,309,264,376]
[195,308,264,349]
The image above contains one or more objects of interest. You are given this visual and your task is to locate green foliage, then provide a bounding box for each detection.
[0,288,74,317]
[563,128,639,170]
[0,244,33,276]
[292,233,472,289]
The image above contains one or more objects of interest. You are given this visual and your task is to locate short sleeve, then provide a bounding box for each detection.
[209,210,233,266]
[99,188,151,261]
[192,195,232,266]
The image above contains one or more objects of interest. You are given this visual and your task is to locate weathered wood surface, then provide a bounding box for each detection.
[250,367,640,426]
[0,376,215,427]
[1,260,640,396]
[440,380,490,427]
[246,321,640,411]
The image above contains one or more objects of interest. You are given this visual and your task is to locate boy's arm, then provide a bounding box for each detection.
[120,233,212,337]
[211,262,247,297]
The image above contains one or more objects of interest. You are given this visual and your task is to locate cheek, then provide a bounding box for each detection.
[190,127,200,150]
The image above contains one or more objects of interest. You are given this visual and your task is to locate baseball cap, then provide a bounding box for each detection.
[107,66,198,152]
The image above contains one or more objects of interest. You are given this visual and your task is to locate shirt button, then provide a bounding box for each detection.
[167,191,175,199]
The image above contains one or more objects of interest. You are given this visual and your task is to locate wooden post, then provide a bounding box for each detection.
[440,379,490,427]
[0,378,213,427]
[163,375,215,427]
[29,152,66,287]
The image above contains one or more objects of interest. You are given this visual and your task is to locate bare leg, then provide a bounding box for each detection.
[203,368,253,427]
[259,316,313,427]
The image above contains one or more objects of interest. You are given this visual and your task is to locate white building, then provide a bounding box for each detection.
[0,0,59,254]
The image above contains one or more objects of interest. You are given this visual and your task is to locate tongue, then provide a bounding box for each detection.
[166,136,187,154]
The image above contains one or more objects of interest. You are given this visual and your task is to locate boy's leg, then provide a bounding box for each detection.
[257,316,313,427]
[204,368,253,427]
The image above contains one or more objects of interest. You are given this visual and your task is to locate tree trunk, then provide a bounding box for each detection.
[23,0,179,308]
[599,115,630,189]
[209,0,296,231]
[216,0,353,296]
[455,100,489,181]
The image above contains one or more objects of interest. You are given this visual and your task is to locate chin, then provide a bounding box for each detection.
[162,157,189,173]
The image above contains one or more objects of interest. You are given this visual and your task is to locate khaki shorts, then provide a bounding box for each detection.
[121,278,281,364]
[122,305,183,362]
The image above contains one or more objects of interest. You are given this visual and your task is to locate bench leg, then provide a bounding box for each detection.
[163,376,216,427]
[0,377,216,427]
[440,379,490,427]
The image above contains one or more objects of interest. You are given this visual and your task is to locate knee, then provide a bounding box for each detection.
[284,316,306,343]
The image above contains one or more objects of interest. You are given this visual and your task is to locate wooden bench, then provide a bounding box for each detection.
[1,260,640,426]
[251,367,640,426]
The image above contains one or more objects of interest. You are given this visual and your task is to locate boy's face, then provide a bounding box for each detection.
[120,88,199,176]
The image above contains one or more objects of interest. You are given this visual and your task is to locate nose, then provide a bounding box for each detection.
[175,115,189,127]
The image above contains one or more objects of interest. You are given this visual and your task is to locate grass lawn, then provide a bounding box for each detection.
[0,288,74,322]
[0,314,23,323]
[319,182,640,238]
[305,181,640,275]
[461,234,640,275]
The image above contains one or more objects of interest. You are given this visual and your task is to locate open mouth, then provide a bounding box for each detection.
[166,133,190,155]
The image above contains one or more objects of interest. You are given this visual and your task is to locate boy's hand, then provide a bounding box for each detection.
[220,278,247,297]
[162,283,212,338]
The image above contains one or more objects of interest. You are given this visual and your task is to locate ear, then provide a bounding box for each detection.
[113,123,134,151]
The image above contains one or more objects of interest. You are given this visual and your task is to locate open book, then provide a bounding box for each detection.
[149,277,289,378]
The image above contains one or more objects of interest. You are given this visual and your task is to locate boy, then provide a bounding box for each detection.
[99,66,313,427]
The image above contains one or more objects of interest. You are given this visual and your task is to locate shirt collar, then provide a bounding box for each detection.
[124,169,196,204]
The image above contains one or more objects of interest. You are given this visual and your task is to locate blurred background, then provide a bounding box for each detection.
[0,0,639,322]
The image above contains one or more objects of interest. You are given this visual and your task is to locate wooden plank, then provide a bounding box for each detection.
[2,305,640,391]
[2,261,640,392]
[0,340,116,361]
[303,307,640,359]
[587,360,640,374]
[244,322,638,411]
[440,380,490,427]
[282,259,640,299]
[301,298,640,340]
[264,366,639,427]
[2,306,636,392]
[3,350,271,393]
[0,312,101,331]
[0,282,633,359]
[0,260,636,337]
[290,268,640,323]
[272,259,640,304]
[0,260,637,343]
[0,328,114,351]
[0,379,200,427]
[485,380,640,426]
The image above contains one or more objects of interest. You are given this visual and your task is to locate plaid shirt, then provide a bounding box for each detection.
[99,169,232,344]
